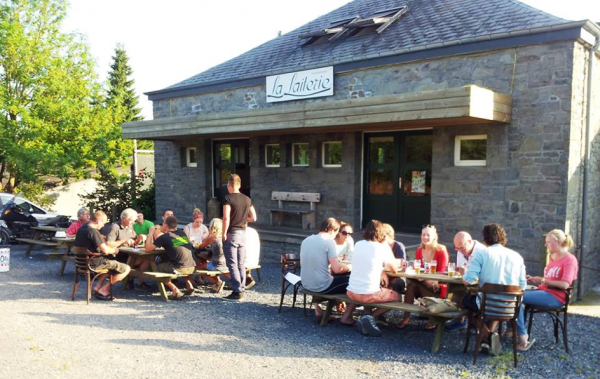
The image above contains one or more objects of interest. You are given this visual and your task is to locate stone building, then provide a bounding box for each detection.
[123,0,600,292]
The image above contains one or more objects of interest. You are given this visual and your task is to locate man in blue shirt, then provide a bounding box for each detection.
[462,223,526,356]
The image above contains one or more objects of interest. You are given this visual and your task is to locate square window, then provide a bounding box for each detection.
[292,143,309,167]
[454,135,487,166]
[322,141,342,167]
[265,144,281,167]
[186,147,197,167]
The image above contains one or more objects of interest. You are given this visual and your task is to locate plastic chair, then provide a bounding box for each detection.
[525,285,574,353]
[71,250,112,304]
[463,283,523,368]
[278,253,304,313]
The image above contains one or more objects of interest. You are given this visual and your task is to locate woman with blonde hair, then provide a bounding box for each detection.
[397,224,449,330]
[196,218,229,293]
[514,229,578,351]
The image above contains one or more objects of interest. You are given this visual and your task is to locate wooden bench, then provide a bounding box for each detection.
[16,238,60,257]
[194,265,261,281]
[302,290,466,353]
[267,191,320,230]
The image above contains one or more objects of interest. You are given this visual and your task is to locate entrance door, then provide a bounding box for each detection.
[213,140,250,204]
[363,131,432,233]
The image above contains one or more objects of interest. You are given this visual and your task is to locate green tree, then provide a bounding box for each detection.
[106,44,152,150]
[0,0,131,200]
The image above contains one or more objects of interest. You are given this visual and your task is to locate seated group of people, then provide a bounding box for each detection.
[70,206,259,301]
[300,218,578,355]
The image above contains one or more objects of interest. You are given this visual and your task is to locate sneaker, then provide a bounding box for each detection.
[490,332,502,356]
[480,343,490,353]
[245,277,256,290]
[445,319,468,331]
[360,315,382,337]
[356,317,367,335]
[221,292,244,301]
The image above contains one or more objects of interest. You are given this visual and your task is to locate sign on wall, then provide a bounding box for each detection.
[266,66,334,103]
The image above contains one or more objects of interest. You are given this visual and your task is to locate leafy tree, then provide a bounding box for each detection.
[106,44,152,150]
[0,0,132,201]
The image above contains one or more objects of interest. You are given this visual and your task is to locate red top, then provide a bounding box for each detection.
[416,245,449,298]
[539,253,578,304]
[66,220,85,236]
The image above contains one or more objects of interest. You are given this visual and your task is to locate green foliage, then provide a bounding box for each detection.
[81,169,154,222]
[0,0,133,196]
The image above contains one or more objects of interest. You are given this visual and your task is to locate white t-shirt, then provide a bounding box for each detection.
[335,236,354,260]
[457,240,486,268]
[347,240,395,295]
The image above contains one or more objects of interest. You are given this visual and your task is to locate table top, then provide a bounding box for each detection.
[52,237,75,243]
[32,226,67,232]
[387,270,465,285]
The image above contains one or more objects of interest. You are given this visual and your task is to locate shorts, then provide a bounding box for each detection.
[91,257,129,274]
[347,288,402,303]
[157,262,195,276]
[461,293,479,312]
[317,275,350,295]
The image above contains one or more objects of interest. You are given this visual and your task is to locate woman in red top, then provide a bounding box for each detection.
[396,224,449,330]
[515,229,578,351]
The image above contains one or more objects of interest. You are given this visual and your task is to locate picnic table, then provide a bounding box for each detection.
[387,270,470,297]
[52,236,76,276]
[16,226,67,257]
[119,246,175,301]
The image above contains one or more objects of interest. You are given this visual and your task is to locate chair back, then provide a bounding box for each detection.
[281,254,300,275]
[479,283,523,322]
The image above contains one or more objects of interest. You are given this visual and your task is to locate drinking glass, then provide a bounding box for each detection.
[414,259,421,274]
[430,261,438,274]
[448,263,455,277]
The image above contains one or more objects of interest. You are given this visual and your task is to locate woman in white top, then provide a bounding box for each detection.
[183,208,209,245]
[334,222,354,261]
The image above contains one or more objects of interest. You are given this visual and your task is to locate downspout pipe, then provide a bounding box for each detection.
[578,32,600,301]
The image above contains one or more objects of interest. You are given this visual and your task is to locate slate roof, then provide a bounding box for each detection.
[152,0,578,96]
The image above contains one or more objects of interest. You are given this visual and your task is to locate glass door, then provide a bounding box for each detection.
[214,139,250,205]
[363,131,432,233]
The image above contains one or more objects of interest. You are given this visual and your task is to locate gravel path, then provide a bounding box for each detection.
[0,245,598,379]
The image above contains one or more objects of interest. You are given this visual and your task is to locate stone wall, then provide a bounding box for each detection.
[151,40,590,280]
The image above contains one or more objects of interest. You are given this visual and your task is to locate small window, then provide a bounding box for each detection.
[186,147,197,167]
[454,135,487,166]
[265,144,281,167]
[292,143,309,167]
[322,141,342,167]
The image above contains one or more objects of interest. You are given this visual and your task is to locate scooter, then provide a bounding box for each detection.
[0,194,70,244]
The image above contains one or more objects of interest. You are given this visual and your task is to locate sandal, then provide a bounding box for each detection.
[425,323,437,331]
[211,280,225,294]
[169,291,184,300]
[516,339,536,351]
[395,319,410,329]
[340,319,356,327]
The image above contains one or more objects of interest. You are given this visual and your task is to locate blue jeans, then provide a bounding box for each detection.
[516,290,563,336]
[224,231,246,293]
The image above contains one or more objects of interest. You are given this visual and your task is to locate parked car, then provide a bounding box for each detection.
[0,193,60,224]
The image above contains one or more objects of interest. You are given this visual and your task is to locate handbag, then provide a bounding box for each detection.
[419,297,459,314]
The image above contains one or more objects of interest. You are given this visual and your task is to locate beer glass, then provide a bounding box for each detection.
[448,263,456,277]
[430,261,438,274]
[414,259,421,274]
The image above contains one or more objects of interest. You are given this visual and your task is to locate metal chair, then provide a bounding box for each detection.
[525,285,574,353]
[278,253,304,313]
[463,283,523,368]
[71,250,112,304]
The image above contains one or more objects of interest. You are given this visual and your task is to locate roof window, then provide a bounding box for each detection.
[300,6,407,47]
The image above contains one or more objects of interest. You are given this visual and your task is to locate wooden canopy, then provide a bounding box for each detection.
[123,85,511,140]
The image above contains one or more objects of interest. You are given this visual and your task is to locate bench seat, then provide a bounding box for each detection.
[16,238,59,247]
[302,290,466,353]
[194,265,261,280]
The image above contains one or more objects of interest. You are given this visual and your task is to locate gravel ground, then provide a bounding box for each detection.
[0,245,598,379]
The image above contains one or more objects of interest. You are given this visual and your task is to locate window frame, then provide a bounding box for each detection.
[454,135,487,167]
[292,143,310,167]
[186,147,198,167]
[322,141,342,168]
[265,144,281,168]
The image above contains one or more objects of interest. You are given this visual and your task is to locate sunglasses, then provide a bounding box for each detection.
[339,231,351,236]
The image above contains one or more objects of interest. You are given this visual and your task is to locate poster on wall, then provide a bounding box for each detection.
[412,171,426,194]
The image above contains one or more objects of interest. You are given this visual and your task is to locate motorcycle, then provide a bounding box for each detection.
[0,194,70,245]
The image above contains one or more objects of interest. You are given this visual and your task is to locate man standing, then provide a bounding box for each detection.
[74,210,130,300]
[221,174,256,301]
[300,218,355,325]
[461,223,526,356]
